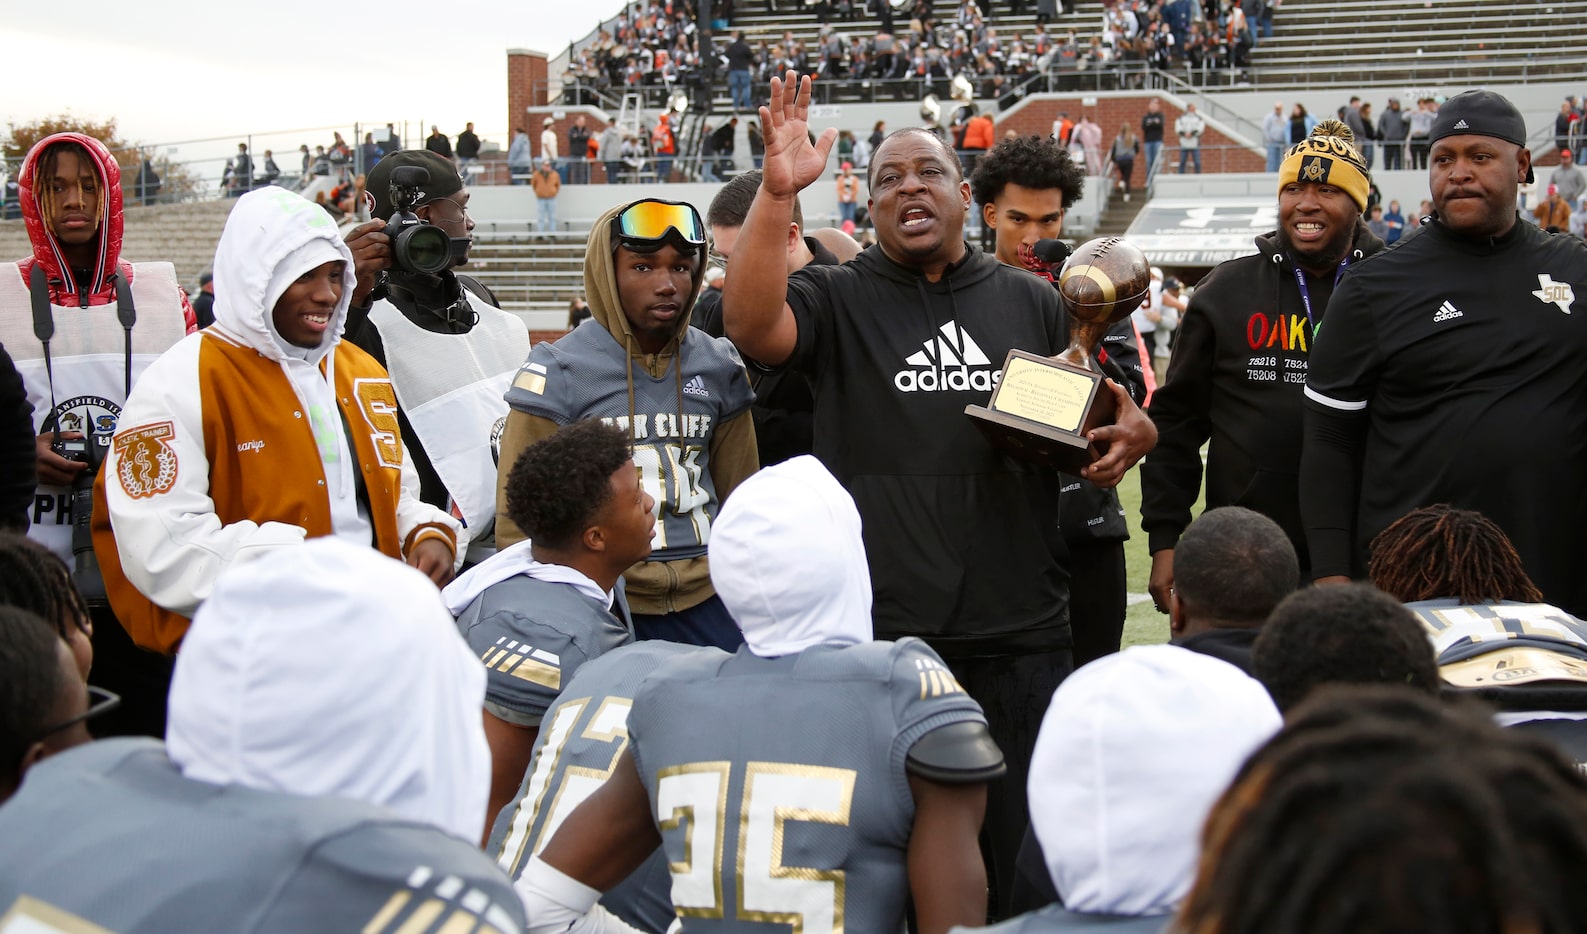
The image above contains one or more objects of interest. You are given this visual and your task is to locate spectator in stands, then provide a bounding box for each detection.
[1262,100,1287,171]
[508,127,532,185]
[725,30,756,112]
[1110,123,1139,199]
[1554,148,1585,206]
[598,122,623,184]
[1287,102,1315,145]
[1357,101,1378,168]
[1573,196,1587,239]
[1251,583,1439,713]
[230,143,252,198]
[1382,199,1405,244]
[1141,98,1166,180]
[191,271,215,330]
[1366,204,1389,240]
[1167,507,1297,673]
[1378,96,1408,170]
[1535,185,1571,232]
[1406,96,1436,169]
[1073,112,1103,176]
[991,645,1281,929]
[425,126,453,160]
[359,133,382,173]
[261,150,280,186]
[456,122,481,171]
[652,113,677,181]
[1559,100,1576,154]
[540,117,559,169]
[748,119,765,169]
[567,116,591,185]
[532,159,561,233]
[1176,102,1204,174]
[134,158,161,206]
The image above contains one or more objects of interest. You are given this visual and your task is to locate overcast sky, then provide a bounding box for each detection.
[1,3,622,158]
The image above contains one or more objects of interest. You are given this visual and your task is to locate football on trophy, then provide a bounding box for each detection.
[1057,237,1152,325]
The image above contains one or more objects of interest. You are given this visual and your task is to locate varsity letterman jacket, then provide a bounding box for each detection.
[92,189,459,654]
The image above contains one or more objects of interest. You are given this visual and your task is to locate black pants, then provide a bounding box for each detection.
[87,604,172,739]
[1067,540,1128,668]
[946,647,1075,921]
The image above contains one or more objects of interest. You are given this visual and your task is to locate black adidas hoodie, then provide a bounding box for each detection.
[782,242,1073,658]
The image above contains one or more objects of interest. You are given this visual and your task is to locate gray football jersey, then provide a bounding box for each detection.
[0,739,525,934]
[504,322,755,561]
[628,637,989,932]
[456,574,633,726]
[489,641,727,934]
[957,905,1170,932]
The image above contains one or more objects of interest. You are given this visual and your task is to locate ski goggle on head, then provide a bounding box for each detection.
[610,199,707,255]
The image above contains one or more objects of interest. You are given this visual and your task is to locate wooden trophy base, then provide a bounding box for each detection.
[964,350,1117,475]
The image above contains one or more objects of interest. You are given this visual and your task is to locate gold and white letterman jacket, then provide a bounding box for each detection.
[91,189,461,654]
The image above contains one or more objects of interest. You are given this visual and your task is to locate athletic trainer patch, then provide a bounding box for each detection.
[115,422,179,499]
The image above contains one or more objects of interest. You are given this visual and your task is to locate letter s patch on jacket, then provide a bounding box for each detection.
[115,422,180,499]
[353,377,402,469]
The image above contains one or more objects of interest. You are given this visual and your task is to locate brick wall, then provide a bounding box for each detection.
[997,95,1266,189]
[507,49,551,141]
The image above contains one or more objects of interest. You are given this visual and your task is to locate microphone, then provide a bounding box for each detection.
[1033,239,1072,265]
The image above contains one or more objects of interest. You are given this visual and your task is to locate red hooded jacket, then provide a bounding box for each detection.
[16,132,196,328]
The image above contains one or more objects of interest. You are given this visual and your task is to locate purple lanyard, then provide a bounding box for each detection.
[1293,256,1350,336]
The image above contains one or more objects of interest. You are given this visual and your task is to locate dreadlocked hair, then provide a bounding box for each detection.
[1178,686,1587,934]
[1368,504,1544,605]
[33,141,97,234]
[0,532,91,642]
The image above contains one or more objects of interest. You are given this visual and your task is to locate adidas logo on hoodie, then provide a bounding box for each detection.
[893,322,1002,392]
[682,375,710,397]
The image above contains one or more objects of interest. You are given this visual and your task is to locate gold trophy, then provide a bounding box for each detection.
[966,236,1151,474]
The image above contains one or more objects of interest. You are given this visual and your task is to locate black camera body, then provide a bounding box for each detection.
[53,432,110,606]
[386,166,466,276]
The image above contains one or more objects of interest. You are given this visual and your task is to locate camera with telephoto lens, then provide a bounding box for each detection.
[385,166,458,276]
[52,432,110,606]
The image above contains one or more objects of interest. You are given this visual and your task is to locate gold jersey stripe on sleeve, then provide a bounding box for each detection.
[361,891,411,934]
[504,656,562,690]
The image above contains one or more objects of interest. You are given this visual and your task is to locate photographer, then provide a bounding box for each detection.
[2,133,195,738]
[341,151,530,565]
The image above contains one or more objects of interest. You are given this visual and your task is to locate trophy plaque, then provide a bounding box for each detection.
[966,236,1151,474]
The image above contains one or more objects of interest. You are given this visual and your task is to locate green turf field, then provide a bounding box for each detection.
[1116,462,1204,648]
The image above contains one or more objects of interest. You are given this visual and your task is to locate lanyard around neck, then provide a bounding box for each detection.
[1292,255,1350,336]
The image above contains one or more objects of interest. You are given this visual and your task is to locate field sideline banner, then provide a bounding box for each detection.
[1124,198,1276,268]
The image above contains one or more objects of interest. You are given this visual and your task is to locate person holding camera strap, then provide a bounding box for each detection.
[340,151,530,567]
[0,133,194,739]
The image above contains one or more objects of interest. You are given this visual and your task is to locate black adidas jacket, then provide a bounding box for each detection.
[782,243,1074,658]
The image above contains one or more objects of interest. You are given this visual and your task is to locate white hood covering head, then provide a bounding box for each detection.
[167,539,492,843]
[1030,645,1281,916]
[210,187,356,365]
[708,456,872,657]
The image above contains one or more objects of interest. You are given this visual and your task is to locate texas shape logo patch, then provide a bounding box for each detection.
[1533,274,1575,315]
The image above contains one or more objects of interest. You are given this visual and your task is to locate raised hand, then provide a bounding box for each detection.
[758,71,838,199]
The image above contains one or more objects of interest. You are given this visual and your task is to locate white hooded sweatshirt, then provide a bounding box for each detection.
[1029,645,1281,917]
[708,455,874,656]
[101,188,460,622]
[167,538,492,843]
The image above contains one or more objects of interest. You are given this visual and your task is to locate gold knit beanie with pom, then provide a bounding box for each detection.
[1278,118,1371,212]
